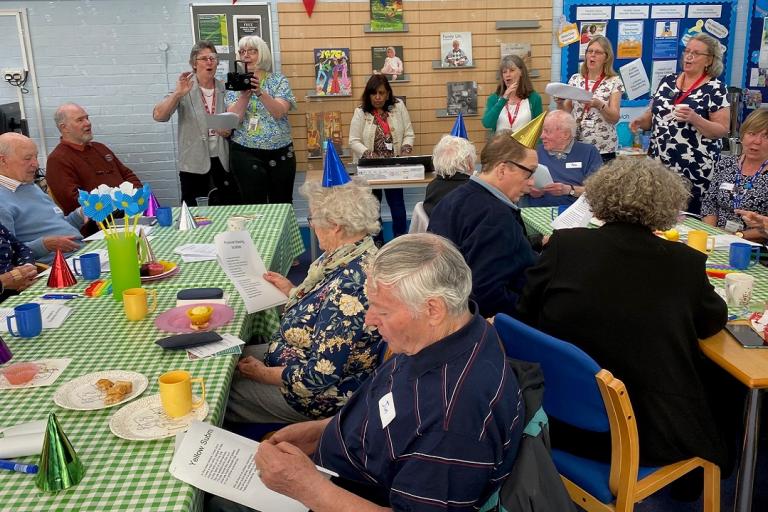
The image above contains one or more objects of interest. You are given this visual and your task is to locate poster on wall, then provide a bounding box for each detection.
[617,21,643,58]
[651,60,677,94]
[680,19,705,47]
[371,46,405,81]
[653,20,679,58]
[323,112,343,147]
[306,112,323,159]
[619,59,650,99]
[197,13,229,53]
[233,15,262,43]
[579,22,607,57]
[500,42,532,65]
[446,81,478,115]
[313,48,352,96]
[370,0,404,32]
[441,32,473,67]
[760,18,768,69]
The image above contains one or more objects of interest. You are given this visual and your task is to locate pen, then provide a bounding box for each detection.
[0,459,38,474]
[41,294,81,300]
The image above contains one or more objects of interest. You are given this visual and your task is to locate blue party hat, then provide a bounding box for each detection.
[322,140,351,187]
[450,112,468,139]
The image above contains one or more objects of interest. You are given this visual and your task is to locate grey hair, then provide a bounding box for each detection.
[432,135,476,178]
[53,103,82,128]
[585,157,690,230]
[300,177,380,238]
[366,233,472,316]
[690,33,724,77]
[238,35,272,72]
[545,109,577,138]
[189,40,217,67]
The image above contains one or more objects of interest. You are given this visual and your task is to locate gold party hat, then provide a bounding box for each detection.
[35,413,85,492]
[511,111,546,149]
[136,227,156,264]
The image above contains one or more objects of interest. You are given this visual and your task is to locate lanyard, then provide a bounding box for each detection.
[199,88,215,115]
[583,73,604,112]
[505,100,522,128]
[674,73,707,105]
[733,157,768,208]
[372,110,391,138]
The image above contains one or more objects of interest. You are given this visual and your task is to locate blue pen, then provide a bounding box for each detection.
[0,459,38,474]
[41,294,81,300]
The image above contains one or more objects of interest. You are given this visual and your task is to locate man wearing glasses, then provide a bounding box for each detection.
[428,130,538,317]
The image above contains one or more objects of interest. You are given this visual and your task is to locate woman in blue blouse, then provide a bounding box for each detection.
[226,179,383,423]
[0,222,37,302]
[226,35,297,205]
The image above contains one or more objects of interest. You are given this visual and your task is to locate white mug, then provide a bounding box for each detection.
[725,273,755,308]
[227,216,247,231]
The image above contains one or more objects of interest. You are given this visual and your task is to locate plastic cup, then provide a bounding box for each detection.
[1,362,40,385]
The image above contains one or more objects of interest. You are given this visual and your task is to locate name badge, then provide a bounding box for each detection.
[565,162,582,169]
[378,391,396,429]
[719,182,735,191]
[582,119,595,128]
[385,142,393,151]
[53,206,63,215]
[247,116,259,132]
[724,219,744,233]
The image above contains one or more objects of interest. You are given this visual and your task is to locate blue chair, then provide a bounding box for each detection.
[494,314,720,512]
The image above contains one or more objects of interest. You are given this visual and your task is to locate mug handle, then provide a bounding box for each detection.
[147,289,158,313]
[705,237,715,254]
[190,377,206,409]
[750,247,761,267]
[6,315,19,337]
[72,258,82,276]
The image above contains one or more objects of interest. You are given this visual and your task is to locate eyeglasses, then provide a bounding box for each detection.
[682,49,712,58]
[238,48,259,56]
[585,49,606,56]
[504,160,536,178]
[195,56,218,62]
[743,131,768,142]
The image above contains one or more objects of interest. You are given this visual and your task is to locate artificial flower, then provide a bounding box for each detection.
[77,189,115,223]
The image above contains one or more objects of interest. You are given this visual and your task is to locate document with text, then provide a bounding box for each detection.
[214,231,288,314]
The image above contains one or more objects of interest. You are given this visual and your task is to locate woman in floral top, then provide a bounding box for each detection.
[0,222,36,302]
[226,35,297,205]
[226,179,383,423]
[556,36,623,162]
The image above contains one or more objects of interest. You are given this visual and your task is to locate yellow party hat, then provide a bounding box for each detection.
[511,112,546,149]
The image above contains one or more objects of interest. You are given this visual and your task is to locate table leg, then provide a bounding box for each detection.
[734,388,763,512]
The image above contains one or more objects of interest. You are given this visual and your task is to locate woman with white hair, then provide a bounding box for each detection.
[630,32,730,214]
[226,35,297,205]
[226,178,383,424]
[423,135,476,216]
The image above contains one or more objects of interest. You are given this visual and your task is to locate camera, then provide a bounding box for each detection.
[225,60,255,91]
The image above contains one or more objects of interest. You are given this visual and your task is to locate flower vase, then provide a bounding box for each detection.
[106,232,141,302]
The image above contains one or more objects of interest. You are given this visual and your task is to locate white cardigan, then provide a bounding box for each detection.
[348,100,415,162]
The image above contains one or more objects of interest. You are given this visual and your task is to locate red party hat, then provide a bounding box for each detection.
[47,250,78,288]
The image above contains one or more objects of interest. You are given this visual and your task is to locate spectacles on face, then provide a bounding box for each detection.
[585,49,605,56]
[682,49,711,58]
[195,56,218,62]
[504,160,536,179]
[238,48,258,56]
[743,131,768,142]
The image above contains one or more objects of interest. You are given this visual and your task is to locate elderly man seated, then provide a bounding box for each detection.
[525,109,602,207]
[422,134,476,216]
[47,103,142,214]
[210,233,525,512]
[0,133,84,264]
[428,130,537,317]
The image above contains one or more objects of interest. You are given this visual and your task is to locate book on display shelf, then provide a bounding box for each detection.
[313,48,352,96]
[500,42,532,65]
[323,111,343,148]
[371,45,405,81]
[446,81,478,115]
[305,112,323,159]
[441,32,473,67]
[370,0,404,32]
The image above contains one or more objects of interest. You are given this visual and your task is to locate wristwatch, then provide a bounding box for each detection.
[569,185,576,197]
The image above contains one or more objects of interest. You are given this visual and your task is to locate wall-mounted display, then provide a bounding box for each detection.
[447,81,478,115]
[371,46,405,81]
[441,32,473,67]
[370,0,404,32]
[313,48,352,96]
[500,42,531,65]
[306,112,323,158]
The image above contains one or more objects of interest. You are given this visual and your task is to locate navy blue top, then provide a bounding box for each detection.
[315,307,525,511]
[0,222,34,274]
[428,179,536,317]
[528,141,602,207]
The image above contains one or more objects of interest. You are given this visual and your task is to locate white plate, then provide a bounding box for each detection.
[109,394,209,441]
[53,370,148,411]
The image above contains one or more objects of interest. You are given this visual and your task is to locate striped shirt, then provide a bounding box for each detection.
[315,305,524,511]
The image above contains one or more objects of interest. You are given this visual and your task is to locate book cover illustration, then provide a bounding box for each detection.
[500,42,532,65]
[306,112,323,159]
[371,46,405,81]
[441,32,473,67]
[323,111,343,148]
[370,0,404,32]
[313,48,352,96]
[447,81,478,115]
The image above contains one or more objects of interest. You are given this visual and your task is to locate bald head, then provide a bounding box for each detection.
[0,132,39,183]
[54,103,93,144]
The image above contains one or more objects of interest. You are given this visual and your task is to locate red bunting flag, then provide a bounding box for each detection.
[303,0,316,17]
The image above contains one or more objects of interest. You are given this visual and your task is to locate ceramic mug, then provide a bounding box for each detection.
[729,242,760,270]
[725,273,755,308]
[122,287,158,321]
[687,230,715,254]
[158,370,206,418]
[6,303,43,338]
[156,207,173,227]
[72,253,102,280]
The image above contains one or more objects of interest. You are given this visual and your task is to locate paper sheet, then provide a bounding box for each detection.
[713,235,762,250]
[174,243,218,263]
[207,112,240,130]
[214,231,288,314]
[550,195,594,230]
[170,422,336,512]
[533,164,554,189]
[187,333,245,360]
[619,59,651,100]
[544,82,593,102]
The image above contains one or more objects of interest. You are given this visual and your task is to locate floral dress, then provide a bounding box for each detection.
[648,74,729,209]
[0,222,34,274]
[567,74,624,154]
[264,238,382,418]
[701,155,768,228]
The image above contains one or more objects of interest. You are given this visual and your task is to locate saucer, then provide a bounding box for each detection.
[109,394,209,441]
[155,303,234,333]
